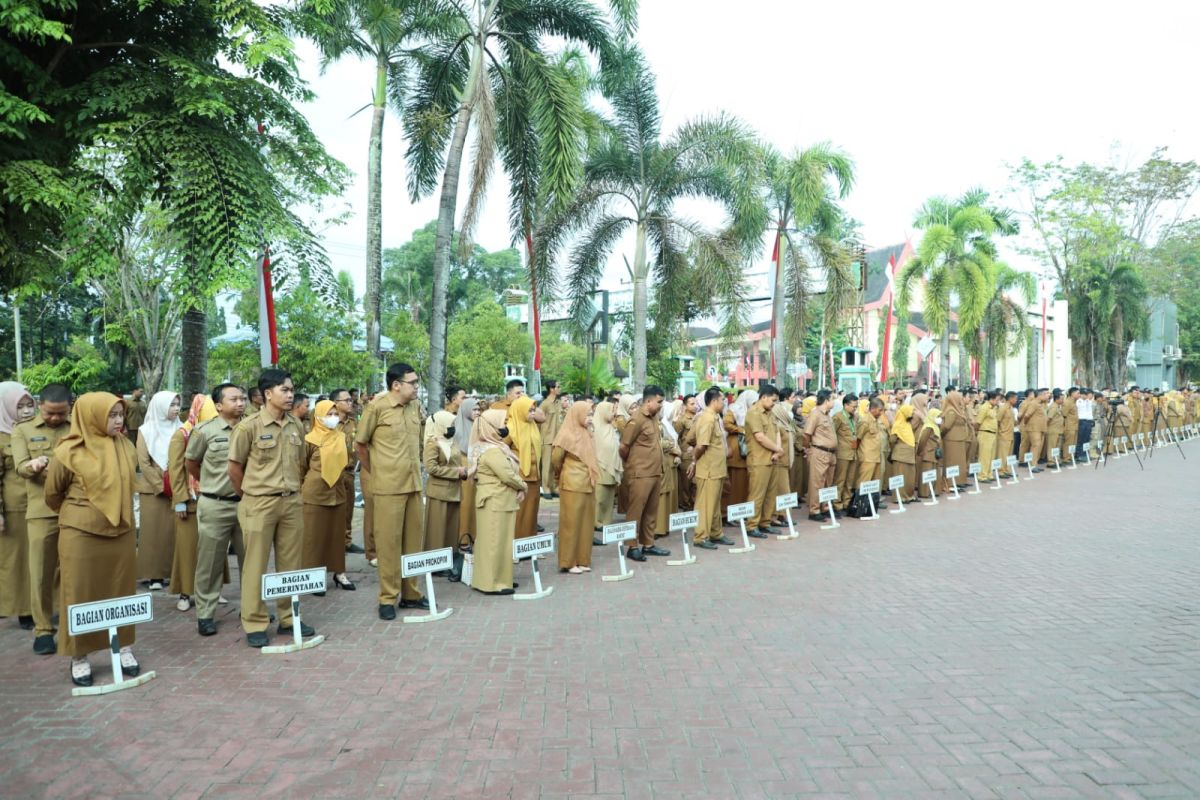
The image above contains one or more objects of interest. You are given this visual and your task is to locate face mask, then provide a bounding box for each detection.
[889,403,897,411]
[444,427,456,438]
[322,415,340,429]
[497,426,510,439]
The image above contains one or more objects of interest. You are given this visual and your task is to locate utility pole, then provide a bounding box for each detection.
[13,300,22,380]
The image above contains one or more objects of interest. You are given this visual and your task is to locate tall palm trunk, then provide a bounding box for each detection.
[939,325,951,387]
[770,229,787,386]
[631,221,648,388]
[1026,328,1037,387]
[364,54,386,361]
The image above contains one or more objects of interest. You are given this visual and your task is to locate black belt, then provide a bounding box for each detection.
[814,445,836,454]
[259,490,297,497]
[201,492,240,502]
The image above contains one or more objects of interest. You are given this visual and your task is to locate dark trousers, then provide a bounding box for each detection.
[1076,420,1094,460]
[1012,432,1021,457]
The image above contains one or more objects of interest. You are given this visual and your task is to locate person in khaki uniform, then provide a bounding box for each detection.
[228,370,310,648]
[673,395,698,510]
[792,396,814,502]
[916,407,943,499]
[537,381,563,498]
[134,391,181,588]
[688,387,733,549]
[940,390,969,489]
[1046,389,1065,462]
[831,394,859,512]
[619,386,668,561]
[355,363,426,621]
[1018,389,1047,471]
[422,409,465,555]
[168,395,217,614]
[766,389,795,525]
[803,390,837,520]
[976,391,1000,481]
[722,391,754,519]
[302,399,354,591]
[886,404,917,502]
[507,395,543,538]
[0,381,37,632]
[997,392,1017,477]
[653,401,682,537]
[591,400,623,529]
[744,385,784,537]
[854,398,886,501]
[470,409,526,595]
[123,388,146,446]
[186,383,244,636]
[12,382,71,653]
[1062,387,1079,463]
[325,389,364,555]
[551,400,597,573]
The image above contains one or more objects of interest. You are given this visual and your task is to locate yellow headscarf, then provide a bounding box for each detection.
[182,394,217,433]
[801,396,817,416]
[54,392,136,528]
[304,399,347,487]
[507,395,542,477]
[891,404,916,448]
[923,407,943,440]
[857,398,869,417]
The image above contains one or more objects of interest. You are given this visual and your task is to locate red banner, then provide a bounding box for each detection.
[257,250,279,367]
[526,233,541,371]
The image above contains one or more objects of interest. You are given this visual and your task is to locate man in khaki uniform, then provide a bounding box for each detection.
[831,394,859,512]
[744,385,784,537]
[228,370,309,648]
[687,387,733,549]
[803,390,837,520]
[997,391,1017,477]
[124,388,146,445]
[355,363,426,621]
[619,385,668,561]
[538,381,563,498]
[675,394,698,510]
[1046,389,1065,462]
[1062,387,1079,463]
[11,382,71,654]
[187,382,246,636]
[854,398,885,495]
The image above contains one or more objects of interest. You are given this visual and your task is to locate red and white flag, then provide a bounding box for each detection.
[257,249,279,368]
[768,229,782,379]
[526,233,541,371]
[1040,280,1048,353]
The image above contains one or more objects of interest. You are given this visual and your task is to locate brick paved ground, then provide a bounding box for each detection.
[1,441,1199,799]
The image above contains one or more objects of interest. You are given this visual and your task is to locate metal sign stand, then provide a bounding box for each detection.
[921,470,939,506]
[1006,455,1020,484]
[888,474,906,513]
[991,459,1003,490]
[774,493,799,540]
[727,502,756,553]
[601,523,636,582]
[75,629,157,697]
[944,465,961,500]
[968,463,982,494]
[261,568,328,651]
[1023,452,1037,480]
[667,511,698,566]
[818,488,840,530]
[1050,447,1062,473]
[398,549,455,623]
[857,480,880,521]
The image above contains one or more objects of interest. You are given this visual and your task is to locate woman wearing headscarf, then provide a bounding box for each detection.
[135,391,181,589]
[454,397,480,555]
[423,408,465,564]
[167,394,216,612]
[614,394,637,514]
[940,390,970,489]
[507,395,542,538]
[909,392,929,430]
[673,397,697,510]
[654,400,682,537]
[45,392,140,687]
[0,381,36,628]
[887,404,917,503]
[592,398,622,528]
[722,390,756,519]
[471,409,526,595]
[301,399,354,591]
[917,407,944,499]
[552,400,597,573]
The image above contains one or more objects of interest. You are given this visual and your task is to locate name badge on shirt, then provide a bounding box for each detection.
[213,437,229,443]
[31,436,47,442]
[259,434,274,441]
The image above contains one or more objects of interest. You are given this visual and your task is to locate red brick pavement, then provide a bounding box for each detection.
[2,443,1199,798]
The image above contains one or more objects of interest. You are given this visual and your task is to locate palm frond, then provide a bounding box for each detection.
[458,64,497,254]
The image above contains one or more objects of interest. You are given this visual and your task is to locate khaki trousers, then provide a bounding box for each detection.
[27,517,59,637]
[237,494,302,633]
[854,459,881,491]
[746,464,773,529]
[341,473,356,548]
[1063,426,1078,462]
[194,496,244,621]
[594,481,617,527]
[977,432,997,481]
[373,490,425,605]
[540,444,557,494]
[833,457,857,510]
[807,450,836,514]
[624,476,660,548]
[0,509,30,618]
[361,469,376,561]
[693,476,724,542]
[996,435,1014,475]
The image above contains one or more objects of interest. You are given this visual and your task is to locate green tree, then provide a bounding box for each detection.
[385,309,431,380]
[20,337,110,394]
[445,300,530,394]
[1148,221,1200,383]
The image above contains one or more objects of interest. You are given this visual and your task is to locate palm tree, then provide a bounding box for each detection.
[761,144,856,384]
[897,188,1017,385]
[533,45,766,388]
[1069,259,1147,386]
[404,0,632,405]
[292,0,461,361]
[971,261,1035,385]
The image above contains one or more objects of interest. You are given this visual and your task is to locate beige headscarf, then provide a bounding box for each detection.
[616,394,637,421]
[592,400,623,481]
[0,381,33,434]
[54,392,136,528]
[891,404,916,448]
[910,393,929,427]
[424,409,456,463]
[730,390,758,427]
[474,408,519,472]
[552,401,598,485]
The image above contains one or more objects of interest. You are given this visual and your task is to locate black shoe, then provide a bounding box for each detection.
[334,575,356,590]
[345,543,365,554]
[1031,467,1044,473]
[18,615,33,630]
[747,529,769,539]
[121,655,140,678]
[694,540,718,550]
[593,537,606,546]
[714,536,736,545]
[246,631,269,648]
[70,664,93,688]
[312,591,326,597]
[541,492,553,499]
[197,619,217,637]
[277,621,315,637]
[643,545,670,556]
[399,598,430,610]
[378,604,396,621]
[33,634,56,655]
[512,582,520,589]
[536,523,546,532]
[626,547,647,562]
[492,588,516,596]
[550,492,560,499]
[808,513,828,522]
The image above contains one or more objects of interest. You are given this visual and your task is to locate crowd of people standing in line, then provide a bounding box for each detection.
[0,371,1196,687]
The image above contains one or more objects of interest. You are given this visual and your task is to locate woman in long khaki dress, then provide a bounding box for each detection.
[940,390,970,488]
[46,393,141,687]
[654,401,681,537]
[552,400,597,573]
[592,400,622,528]
[423,410,465,557]
[454,398,480,559]
[917,407,944,499]
[887,404,918,503]
[301,400,354,591]
[722,390,755,518]
[0,382,36,628]
[135,391,180,588]
[508,395,542,538]
[471,409,526,596]
[167,395,216,612]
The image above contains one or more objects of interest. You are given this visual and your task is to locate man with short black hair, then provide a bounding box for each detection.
[832,393,859,512]
[803,390,837,520]
[687,387,733,549]
[745,385,783,536]
[1063,387,1080,463]
[619,386,669,560]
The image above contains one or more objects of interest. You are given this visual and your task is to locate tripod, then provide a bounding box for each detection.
[1095,403,1142,471]
[1147,405,1186,461]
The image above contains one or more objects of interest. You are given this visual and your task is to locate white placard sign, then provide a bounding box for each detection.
[1006,454,1018,467]
[968,462,981,476]
[602,521,637,544]
[775,492,798,511]
[817,486,838,503]
[669,511,699,531]
[921,469,938,484]
[727,501,755,521]
[888,474,905,491]
[401,548,454,578]
[1050,447,1061,459]
[945,465,961,479]
[513,534,555,560]
[859,479,881,495]
[262,567,327,600]
[69,594,153,636]
[991,458,1002,472]
[1023,452,1034,464]
[916,336,937,359]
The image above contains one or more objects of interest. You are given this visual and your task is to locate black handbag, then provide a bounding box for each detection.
[449,532,473,583]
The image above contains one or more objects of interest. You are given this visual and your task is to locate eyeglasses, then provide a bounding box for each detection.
[400,379,420,387]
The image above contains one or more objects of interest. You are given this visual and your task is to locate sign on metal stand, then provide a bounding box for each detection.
[857,480,881,520]
[68,594,156,697]
[727,501,756,552]
[921,469,939,505]
[944,465,962,500]
[1006,454,1020,484]
[513,534,555,600]
[667,511,698,566]
[261,568,327,651]
[601,522,637,582]
[1050,447,1062,473]
[1023,451,1037,479]
[1067,443,1080,467]
[774,492,799,539]
[990,458,1003,490]
[967,462,982,494]
[400,549,454,622]
[818,487,839,529]
[887,474,906,513]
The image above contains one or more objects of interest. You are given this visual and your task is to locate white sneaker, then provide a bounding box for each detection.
[217,595,229,605]
[175,596,191,612]
[368,558,378,568]
[148,580,164,591]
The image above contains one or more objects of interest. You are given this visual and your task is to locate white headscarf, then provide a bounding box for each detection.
[660,400,679,444]
[141,390,181,470]
[731,390,759,427]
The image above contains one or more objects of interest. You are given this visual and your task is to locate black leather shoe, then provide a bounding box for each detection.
[312,591,326,597]
[536,523,546,532]
[643,545,670,557]
[808,513,828,522]
[334,575,357,590]
[121,656,140,678]
[694,540,718,550]
[197,619,217,637]
[712,536,734,545]
[541,492,553,499]
[399,598,430,610]
[593,537,606,546]
[33,634,56,654]
[18,615,33,630]
[550,492,560,499]
[277,621,315,637]
[246,631,269,648]
[378,604,396,621]
[747,529,769,539]
[345,543,365,554]
[626,547,647,562]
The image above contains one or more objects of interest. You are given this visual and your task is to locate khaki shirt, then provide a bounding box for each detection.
[833,410,858,460]
[551,447,595,494]
[475,447,525,511]
[620,411,663,479]
[744,404,778,467]
[228,409,305,496]
[12,415,70,520]
[125,398,147,432]
[997,404,1015,437]
[134,431,167,495]
[857,412,882,464]
[692,409,727,480]
[0,431,26,514]
[168,428,194,506]
[538,397,563,446]
[976,403,998,434]
[942,406,969,443]
[1023,399,1048,433]
[185,417,239,497]
[423,437,464,502]
[804,408,837,450]
[355,393,422,495]
[1046,402,1064,435]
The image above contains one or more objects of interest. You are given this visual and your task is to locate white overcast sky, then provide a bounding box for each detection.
[293,0,1200,316]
